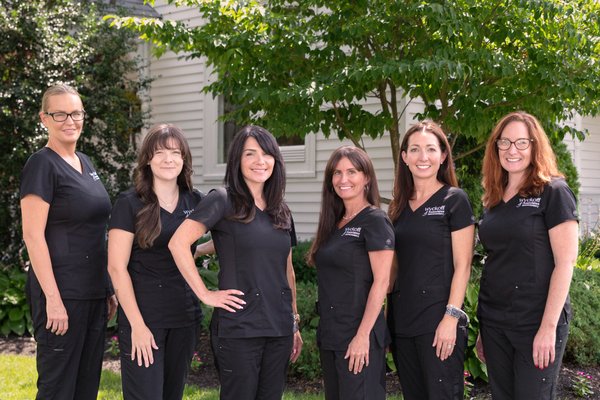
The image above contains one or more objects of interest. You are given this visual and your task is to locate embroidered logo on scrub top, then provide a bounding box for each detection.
[89,171,100,181]
[341,227,362,238]
[516,198,541,208]
[183,209,194,217]
[422,205,445,216]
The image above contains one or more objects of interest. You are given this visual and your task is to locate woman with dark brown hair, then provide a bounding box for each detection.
[387,120,474,400]
[476,111,579,400]
[308,145,394,400]
[108,123,205,399]
[169,126,302,400]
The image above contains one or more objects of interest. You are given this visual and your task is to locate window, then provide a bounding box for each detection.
[203,93,316,180]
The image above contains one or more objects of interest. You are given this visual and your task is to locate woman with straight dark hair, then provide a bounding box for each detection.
[476,111,578,399]
[308,145,394,400]
[20,83,116,399]
[169,126,302,400]
[108,123,207,399]
[387,120,475,400]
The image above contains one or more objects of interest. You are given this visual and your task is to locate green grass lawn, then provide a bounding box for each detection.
[0,354,401,400]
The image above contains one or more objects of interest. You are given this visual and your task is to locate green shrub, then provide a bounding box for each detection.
[463,278,487,382]
[0,266,32,336]
[566,267,600,366]
[289,280,321,380]
[293,240,316,284]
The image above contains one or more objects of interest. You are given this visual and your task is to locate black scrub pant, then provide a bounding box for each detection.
[29,295,107,400]
[390,325,467,400]
[319,344,387,400]
[480,322,569,400]
[211,334,293,400]
[118,324,198,400]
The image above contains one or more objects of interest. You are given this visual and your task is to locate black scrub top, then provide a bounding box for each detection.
[388,185,475,337]
[188,187,297,339]
[20,147,112,300]
[477,178,578,330]
[314,206,394,351]
[108,188,203,328]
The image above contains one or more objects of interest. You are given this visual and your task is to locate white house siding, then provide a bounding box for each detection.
[564,116,600,233]
[144,2,600,239]
[144,2,208,180]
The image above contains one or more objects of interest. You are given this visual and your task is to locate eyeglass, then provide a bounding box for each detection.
[496,138,534,151]
[44,110,86,122]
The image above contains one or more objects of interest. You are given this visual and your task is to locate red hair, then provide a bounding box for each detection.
[482,111,562,208]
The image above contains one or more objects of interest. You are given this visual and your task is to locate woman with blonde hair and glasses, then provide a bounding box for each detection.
[476,111,578,400]
[21,83,116,399]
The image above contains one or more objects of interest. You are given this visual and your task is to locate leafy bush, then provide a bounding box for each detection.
[0,0,149,265]
[0,266,32,336]
[463,278,487,382]
[289,280,321,380]
[566,259,600,366]
[293,240,316,284]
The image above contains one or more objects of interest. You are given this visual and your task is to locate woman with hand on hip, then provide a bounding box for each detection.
[169,126,302,400]
[308,145,394,400]
[476,111,578,400]
[387,121,475,400]
[108,124,203,400]
[20,83,117,399]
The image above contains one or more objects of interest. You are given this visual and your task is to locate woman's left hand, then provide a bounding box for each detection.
[344,333,369,374]
[290,331,303,363]
[533,325,556,369]
[432,315,458,361]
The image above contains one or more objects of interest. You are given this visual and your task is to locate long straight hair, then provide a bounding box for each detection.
[482,111,562,209]
[308,146,380,265]
[388,120,457,222]
[133,123,193,248]
[224,125,291,230]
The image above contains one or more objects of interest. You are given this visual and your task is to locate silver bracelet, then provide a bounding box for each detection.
[445,304,470,324]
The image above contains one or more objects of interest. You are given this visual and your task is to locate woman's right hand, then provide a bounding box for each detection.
[131,324,159,368]
[202,289,246,312]
[45,297,69,335]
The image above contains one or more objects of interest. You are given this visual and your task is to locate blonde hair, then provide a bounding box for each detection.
[40,84,81,112]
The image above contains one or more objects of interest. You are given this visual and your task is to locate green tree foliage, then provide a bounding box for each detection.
[109,0,599,156]
[0,0,149,263]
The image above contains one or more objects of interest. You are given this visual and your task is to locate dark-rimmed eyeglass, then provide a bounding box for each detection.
[496,138,533,151]
[44,110,86,122]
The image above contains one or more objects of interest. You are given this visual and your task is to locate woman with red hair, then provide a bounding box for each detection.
[477,111,579,400]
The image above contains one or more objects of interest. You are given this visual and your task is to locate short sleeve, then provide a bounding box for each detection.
[447,188,476,232]
[108,191,138,233]
[188,187,228,230]
[544,179,578,229]
[20,152,56,203]
[289,217,298,247]
[363,209,395,252]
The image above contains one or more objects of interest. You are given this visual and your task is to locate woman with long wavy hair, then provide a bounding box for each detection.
[476,112,578,400]
[108,124,206,399]
[308,146,394,400]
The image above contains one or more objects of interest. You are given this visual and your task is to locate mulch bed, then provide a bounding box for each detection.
[2,332,599,399]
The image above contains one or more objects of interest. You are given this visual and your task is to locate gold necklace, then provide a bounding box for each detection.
[156,192,178,207]
[342,204,369,220]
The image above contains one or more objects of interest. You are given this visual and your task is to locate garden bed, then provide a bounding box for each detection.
[1,332,598,399]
